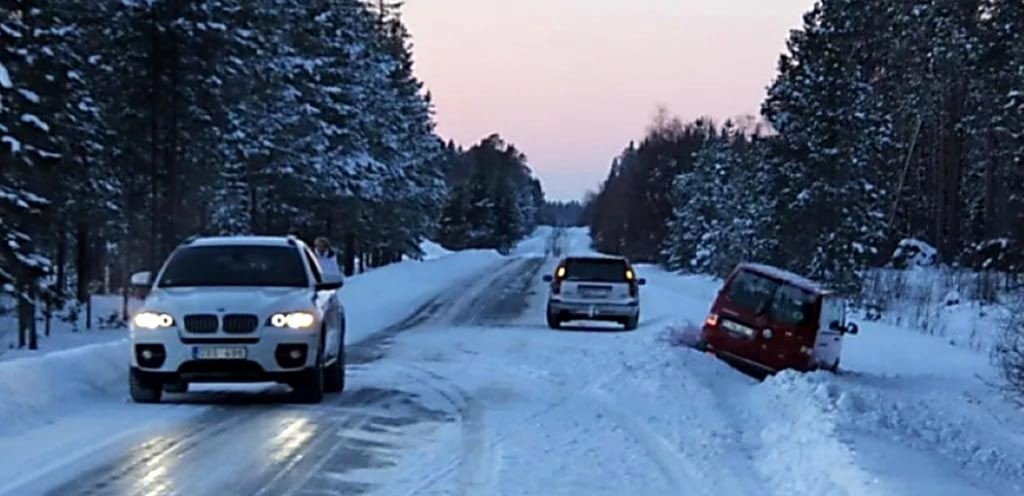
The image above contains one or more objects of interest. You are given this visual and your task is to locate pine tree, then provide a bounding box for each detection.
[762,0,892,291]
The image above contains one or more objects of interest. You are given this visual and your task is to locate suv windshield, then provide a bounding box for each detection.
[725,270,817,326]
[563,258,629,282]
[157,245,308,288]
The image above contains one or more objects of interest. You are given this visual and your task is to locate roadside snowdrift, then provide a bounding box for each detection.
[0,341,126,435]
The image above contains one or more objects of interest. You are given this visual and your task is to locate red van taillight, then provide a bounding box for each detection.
[705,313,719,327]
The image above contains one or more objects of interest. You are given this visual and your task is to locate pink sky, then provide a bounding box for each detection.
[402,0,814,201]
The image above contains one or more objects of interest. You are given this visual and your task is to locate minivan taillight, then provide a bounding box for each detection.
[552,280,562,295]
[629,282,638,298]
[705,313,719,327]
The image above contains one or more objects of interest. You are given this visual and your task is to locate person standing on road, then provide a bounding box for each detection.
[314,236,343,278]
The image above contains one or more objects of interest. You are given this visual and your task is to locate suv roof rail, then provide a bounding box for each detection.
[180,234,202,245]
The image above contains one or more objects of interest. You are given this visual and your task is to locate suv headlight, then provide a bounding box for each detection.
[268,312,316,329]
[133,312,175,329]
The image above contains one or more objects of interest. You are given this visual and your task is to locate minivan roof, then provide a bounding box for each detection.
[738,263,831,296]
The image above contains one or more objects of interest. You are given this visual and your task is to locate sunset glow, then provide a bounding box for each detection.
[403,0,814,200]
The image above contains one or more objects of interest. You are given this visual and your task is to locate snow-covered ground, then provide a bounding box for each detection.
[0,227,1022,495]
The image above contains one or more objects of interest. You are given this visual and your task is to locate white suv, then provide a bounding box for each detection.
[128,236,346,404]
[543,256,646,330]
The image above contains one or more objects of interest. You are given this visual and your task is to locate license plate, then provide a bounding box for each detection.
[721,320,755,338]
[581,289,609,299]
[192,346,247,360]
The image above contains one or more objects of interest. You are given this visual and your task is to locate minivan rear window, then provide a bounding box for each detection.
[563,258,628,282]
[726,270,817,325]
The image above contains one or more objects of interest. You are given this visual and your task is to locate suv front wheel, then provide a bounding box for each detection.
[291,335,326,403]
[324,325,345,394]
[130,368,163,403]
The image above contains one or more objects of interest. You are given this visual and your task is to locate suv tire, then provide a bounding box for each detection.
[130,369,163,403]
[324,345,345,394]
[623,313,639,331]
[292,335,326,403]
[292,366,325,404]
[546,307,561,330]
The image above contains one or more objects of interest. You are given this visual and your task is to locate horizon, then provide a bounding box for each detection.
[403,0,814,202]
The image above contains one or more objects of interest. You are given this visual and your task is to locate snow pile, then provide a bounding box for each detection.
[750,372,885,496]
[0,341,127,435]
[890,238,937,268]
[417,239,452,260]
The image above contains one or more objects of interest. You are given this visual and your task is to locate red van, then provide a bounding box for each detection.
[698,263,859,374]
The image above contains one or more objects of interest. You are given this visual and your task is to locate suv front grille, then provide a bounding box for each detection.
[184,314,219,333]
[222,314,259,334]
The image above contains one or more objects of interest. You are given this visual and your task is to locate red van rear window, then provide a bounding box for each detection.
[726,269,817,325]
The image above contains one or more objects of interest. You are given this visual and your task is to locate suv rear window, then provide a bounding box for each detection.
[157,245,308,288]
[563,258,629,282]
[726,270,817,325]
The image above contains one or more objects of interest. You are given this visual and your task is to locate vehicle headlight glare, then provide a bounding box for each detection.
[270,312,315,329]
[134,312,174,329]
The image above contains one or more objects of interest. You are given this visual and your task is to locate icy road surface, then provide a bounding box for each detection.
[1,228,1023,495]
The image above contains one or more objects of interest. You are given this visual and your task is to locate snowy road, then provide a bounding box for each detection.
[2,228,1024,495]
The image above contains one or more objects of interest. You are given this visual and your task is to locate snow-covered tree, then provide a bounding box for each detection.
[1,2,56,302]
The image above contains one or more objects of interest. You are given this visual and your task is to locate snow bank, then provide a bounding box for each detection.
[0,341,127,435]
[417,239,452,260]
[751,372,886,496]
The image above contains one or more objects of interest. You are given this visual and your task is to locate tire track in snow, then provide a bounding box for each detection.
[584,388,716,496]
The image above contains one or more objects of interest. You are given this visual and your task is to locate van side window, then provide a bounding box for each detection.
[822,297,843,331]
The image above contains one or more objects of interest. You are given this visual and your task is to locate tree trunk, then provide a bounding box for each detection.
[76,221,90,303]
[343,232,356,276]
[55,224,68,296]
[18,295,36,350]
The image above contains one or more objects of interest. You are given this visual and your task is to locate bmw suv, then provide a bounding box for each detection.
[128,236,346,404]
[543,256,645,330]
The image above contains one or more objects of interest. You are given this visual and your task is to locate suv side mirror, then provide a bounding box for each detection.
[130,271,152,287]
[542,275,553,283]
[317,272,344,291]
[637,278,647,286]
[829,320,843,332]
[845,322,859,335]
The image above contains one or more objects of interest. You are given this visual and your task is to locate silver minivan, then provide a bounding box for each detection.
[542,256,646,330]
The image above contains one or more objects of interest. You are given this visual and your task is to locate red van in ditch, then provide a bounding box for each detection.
[698,263,859,374]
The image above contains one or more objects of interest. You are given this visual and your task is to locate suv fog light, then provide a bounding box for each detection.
[289,349,302,360]
[762,329,773,339]
[141,349,154,360]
